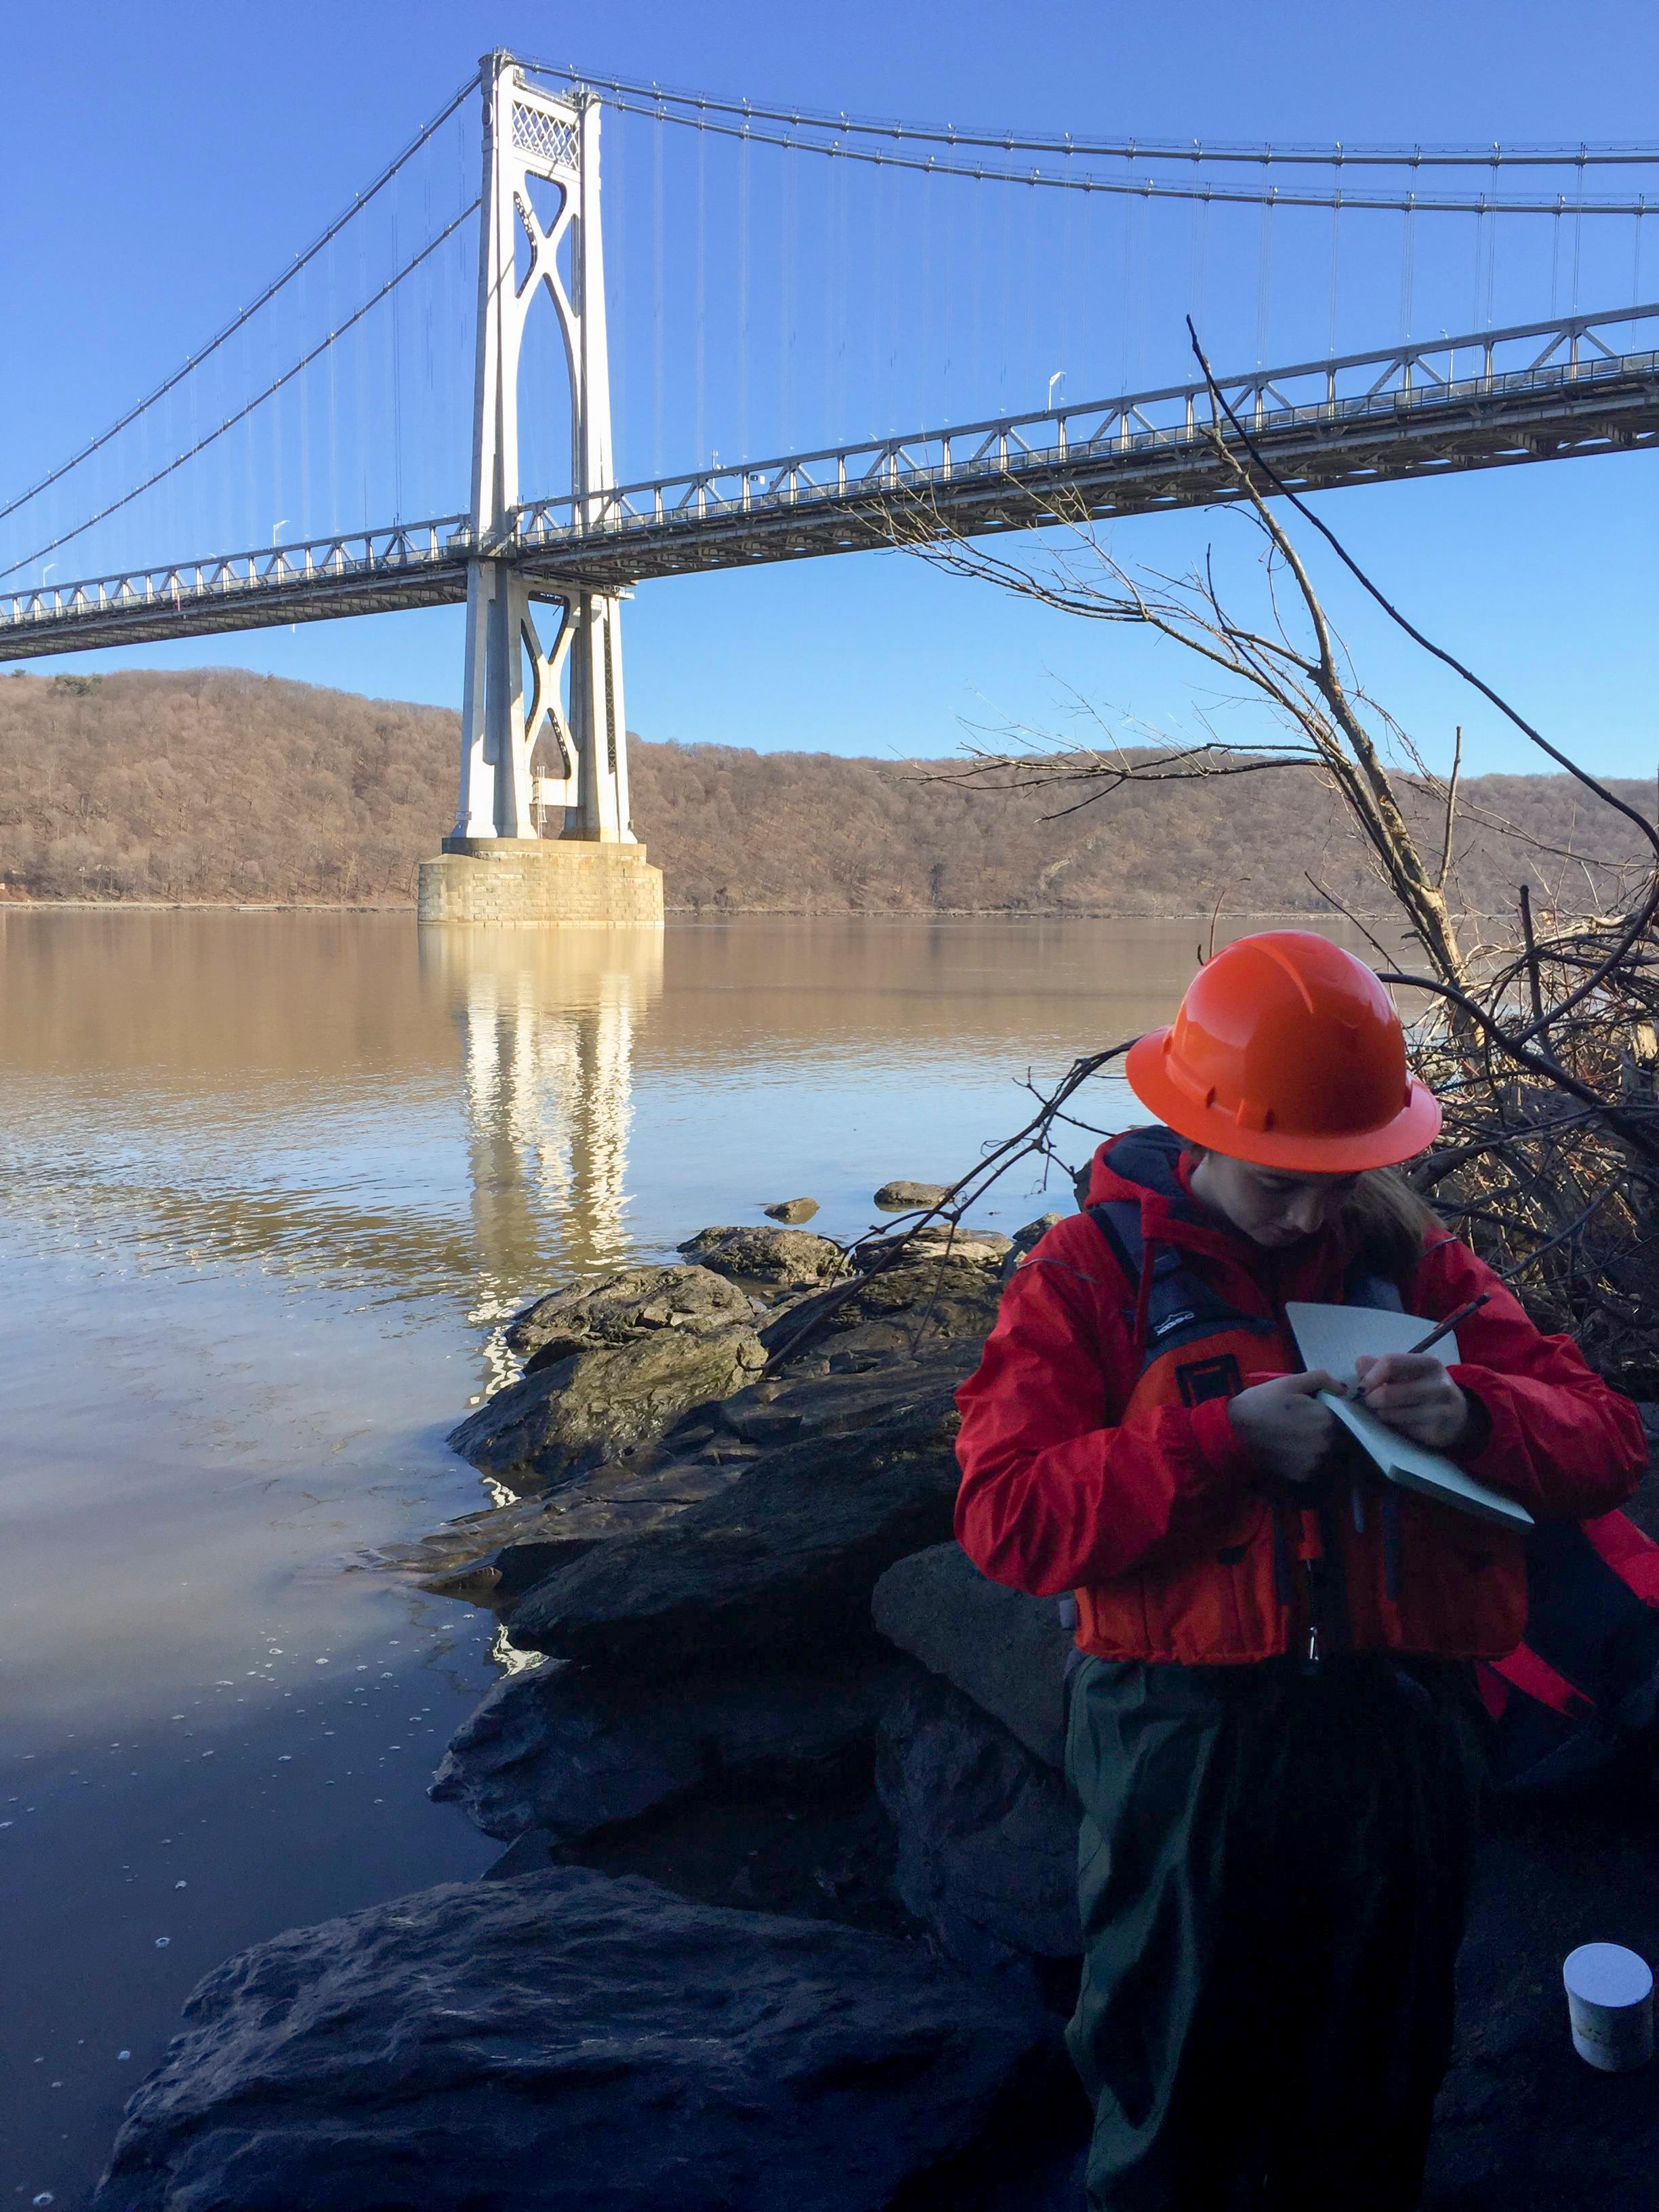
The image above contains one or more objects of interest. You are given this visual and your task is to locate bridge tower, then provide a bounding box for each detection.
[419,52,663,927]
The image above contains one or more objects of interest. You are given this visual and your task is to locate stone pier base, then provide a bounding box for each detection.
[417,840,665,928]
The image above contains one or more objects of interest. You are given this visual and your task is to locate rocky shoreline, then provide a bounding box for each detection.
[92,1204,1659,2209]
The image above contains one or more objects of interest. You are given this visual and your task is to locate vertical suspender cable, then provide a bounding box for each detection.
[270,273,284,545]
[358,203,370,524]
[247,310,260,554]
[1635,205,1645,328]
[1024,173,1038,402]
[886,155,900,426]
[738,125,750,459]
[610,101,626,482]
[998,156,1013,409]
[782,139,796,447]
[919,161,933,431]
[1399,202,1415,342]
[695,119,707,464]
[1124,158,1141,391]
[827,150,844,437]
[1572,177,1584,312]
[299,251,312,542]
[1059,145,1077,396]
[1256,195,1273,364]
[653,105,665,480]
[422,157,436,520]
[1328,192,1340,356]
[942,153,956,420]
[873,159,886,427]
[333,230,345,535]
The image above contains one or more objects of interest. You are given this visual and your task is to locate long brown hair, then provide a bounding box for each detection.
[1343,1168,1438,1279]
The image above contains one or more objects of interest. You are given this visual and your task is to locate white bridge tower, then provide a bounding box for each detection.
[424,54,661,924]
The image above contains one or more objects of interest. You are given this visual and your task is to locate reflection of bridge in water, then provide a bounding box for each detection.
[0,913,661,1321]
[421,926,663,1319]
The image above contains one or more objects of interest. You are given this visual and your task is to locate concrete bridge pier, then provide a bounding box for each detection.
[419,52,662,930]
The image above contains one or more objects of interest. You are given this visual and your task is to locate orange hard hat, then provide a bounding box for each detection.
[1124,930,1441,1172]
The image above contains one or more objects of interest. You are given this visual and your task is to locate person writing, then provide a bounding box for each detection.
[954,930,1644,2211]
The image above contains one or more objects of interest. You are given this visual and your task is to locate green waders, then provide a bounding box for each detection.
[1065,1654,1485,2212]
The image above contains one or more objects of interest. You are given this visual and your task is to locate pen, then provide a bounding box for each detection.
[1351,1294,1492,1398]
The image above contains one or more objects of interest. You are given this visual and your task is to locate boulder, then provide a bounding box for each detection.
[430,1653,904,1844]
[872,1541,1072,1770]
[508,1363,966,1666]
[874,1179,951,1210]
[762,1234,1006,1361]
[445,1321,764,1486]
[764,1196,821,1224]
[678,1223,848,1287]
[855,1225,1013,1263]
[480,1776,916,1941]
[382,1456,750,1605]
[1004,1210,1066,1280]
[716,1340,981,1451]
[504,1261,754,1366]
[93,1867,1065,2212]
[877,1671,1081,1984]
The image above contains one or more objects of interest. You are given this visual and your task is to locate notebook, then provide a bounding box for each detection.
[1283,1301,1534,1532]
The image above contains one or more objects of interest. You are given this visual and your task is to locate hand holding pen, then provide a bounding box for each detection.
[1351,1294,1491,1452]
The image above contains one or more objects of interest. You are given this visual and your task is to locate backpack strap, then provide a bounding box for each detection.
[1085,1199,1276,1374]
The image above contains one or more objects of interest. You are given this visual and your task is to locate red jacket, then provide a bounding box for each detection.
[954,1129,1646,1664]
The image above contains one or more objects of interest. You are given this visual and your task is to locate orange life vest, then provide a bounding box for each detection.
[1065,1131,1526,1666]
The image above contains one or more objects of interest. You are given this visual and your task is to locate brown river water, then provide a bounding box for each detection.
[0,907,1361,2205]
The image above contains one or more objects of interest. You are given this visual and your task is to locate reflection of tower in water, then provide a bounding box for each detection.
[419,929,664,1323]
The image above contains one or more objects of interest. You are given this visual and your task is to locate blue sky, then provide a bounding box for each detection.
[4,0,1658,784]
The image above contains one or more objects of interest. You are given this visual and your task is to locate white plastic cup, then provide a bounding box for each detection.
[1563,1942,1654,2072]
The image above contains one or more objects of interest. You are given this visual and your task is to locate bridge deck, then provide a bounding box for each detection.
[4,308,1657,661]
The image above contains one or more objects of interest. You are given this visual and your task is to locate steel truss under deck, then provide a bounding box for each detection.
[5,303,1658,663]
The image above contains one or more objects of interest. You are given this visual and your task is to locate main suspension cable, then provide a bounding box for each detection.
[0,69,479,528]
[535,89,1659,219]
[0,202,480,583]
[523,60,1659,173]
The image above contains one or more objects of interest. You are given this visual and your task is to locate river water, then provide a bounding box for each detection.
[0,907,1350,2204]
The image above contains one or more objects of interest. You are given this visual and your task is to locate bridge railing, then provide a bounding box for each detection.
[9,302,1659,642]
[510,301,1659,546]
[0,516,472,636]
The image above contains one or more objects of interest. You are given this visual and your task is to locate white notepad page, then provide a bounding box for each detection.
[1283,1301,1534,1532]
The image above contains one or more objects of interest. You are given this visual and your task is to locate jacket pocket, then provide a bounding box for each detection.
[1393,1508,1528,1656]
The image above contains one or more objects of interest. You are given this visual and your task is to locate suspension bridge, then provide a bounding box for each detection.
[4,52,1658,917]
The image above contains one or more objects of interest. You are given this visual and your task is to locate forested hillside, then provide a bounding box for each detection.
[0,666,1648,916]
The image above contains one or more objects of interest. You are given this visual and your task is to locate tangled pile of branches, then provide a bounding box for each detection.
[873,331,1659,1395]
[1406,896,1659,1396]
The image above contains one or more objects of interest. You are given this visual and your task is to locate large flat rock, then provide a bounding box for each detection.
[93,1867,1061,2212]
[506,1359,965,1665]
[371,1456,746,1605]
[430,1653,903,1843]
[872,1540,1071,1770]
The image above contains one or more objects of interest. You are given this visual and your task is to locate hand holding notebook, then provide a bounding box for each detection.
[1284,1300,1534,1531]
